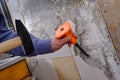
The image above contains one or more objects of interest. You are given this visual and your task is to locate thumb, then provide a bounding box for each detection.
[61,37,71,45]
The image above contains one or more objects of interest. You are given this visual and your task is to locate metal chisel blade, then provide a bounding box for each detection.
[75,43,90,58]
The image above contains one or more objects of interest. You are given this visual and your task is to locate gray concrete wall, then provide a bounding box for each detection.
[5,0,120,80]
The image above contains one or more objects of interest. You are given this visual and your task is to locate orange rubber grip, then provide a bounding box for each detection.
[55,22,77,44]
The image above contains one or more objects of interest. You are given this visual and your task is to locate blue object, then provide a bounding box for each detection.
[0,14,53,56]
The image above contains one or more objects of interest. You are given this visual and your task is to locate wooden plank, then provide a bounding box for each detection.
[0,60,30,80]
[53,57,81,80]
[98,0,120,59]
[23,76,32,80]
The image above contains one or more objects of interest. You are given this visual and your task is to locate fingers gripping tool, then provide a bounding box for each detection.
[55,22,90,58]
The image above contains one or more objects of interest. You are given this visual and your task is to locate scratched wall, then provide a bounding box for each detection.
[6,0,120,80]
[98,0,120,60]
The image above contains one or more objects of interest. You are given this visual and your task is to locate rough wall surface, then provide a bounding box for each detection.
[6,0,120,80]
[98,0,120,60]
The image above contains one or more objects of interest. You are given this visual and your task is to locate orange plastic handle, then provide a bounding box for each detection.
[55,22,77,44]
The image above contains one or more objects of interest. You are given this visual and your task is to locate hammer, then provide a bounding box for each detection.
[0,20,34,55]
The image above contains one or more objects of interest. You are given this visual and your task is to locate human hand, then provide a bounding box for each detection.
[51,37,71,51]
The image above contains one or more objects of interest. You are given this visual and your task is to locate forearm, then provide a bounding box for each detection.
[29,35,53,56]
[0,28,53,56]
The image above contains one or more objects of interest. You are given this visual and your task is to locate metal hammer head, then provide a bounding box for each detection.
[15,20,34,55]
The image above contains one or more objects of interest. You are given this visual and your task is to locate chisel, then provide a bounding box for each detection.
[55,21,90,58]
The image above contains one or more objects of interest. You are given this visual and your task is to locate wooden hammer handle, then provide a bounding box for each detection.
[0,37,22,54]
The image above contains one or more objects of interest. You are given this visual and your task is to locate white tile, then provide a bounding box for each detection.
[35,59,59,80]
[74,56,109,80]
